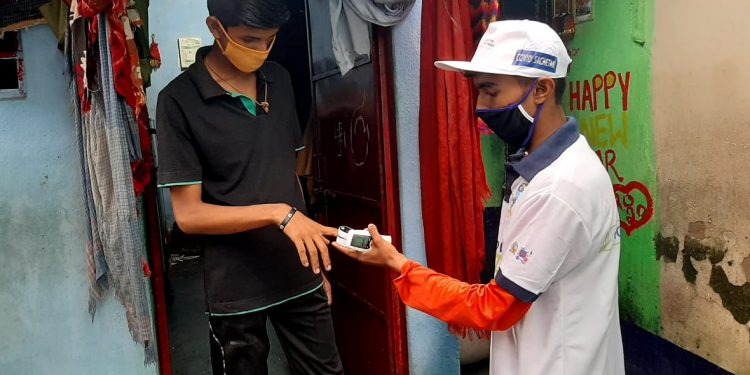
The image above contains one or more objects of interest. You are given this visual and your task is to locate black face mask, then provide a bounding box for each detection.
[476,84,541,150]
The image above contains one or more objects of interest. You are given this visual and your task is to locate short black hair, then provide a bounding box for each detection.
[208,0,290,29]
[553,77,566,104]
[515,76,567,105]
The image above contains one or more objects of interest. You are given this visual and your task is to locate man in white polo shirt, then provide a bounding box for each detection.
[333,20,625,374]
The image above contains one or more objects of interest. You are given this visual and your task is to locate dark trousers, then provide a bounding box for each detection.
[208,287,343,375]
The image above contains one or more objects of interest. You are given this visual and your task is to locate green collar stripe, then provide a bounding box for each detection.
[208,282,324,316]
[228,92,257,116]
[157,181,202,188]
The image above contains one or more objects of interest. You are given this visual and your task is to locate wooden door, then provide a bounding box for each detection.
[306,1,408,373]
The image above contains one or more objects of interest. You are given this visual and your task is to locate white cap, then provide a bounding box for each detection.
[435,20,571,79]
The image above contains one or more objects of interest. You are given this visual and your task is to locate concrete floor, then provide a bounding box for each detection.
[162,256,737,375]
[166,256,291,375]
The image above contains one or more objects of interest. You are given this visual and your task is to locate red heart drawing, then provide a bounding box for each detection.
[613,181,654,236]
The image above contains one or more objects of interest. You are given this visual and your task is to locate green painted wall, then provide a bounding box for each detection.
[564,0,660,333]
[481,133,506,207]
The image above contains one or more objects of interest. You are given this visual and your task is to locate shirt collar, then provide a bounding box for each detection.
[508,117,580,181]
[188,46,274,100]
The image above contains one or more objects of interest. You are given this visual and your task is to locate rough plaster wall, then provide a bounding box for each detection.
[392,0,461,373]
[654,1,750,373]
[0,26,158,374]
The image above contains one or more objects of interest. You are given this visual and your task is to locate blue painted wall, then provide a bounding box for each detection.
[0,26,158,374]
[146,0,213,115]
[392,2,461,374]
[146,0,214,230]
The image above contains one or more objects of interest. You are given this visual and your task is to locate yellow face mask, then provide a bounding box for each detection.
[217,23,275,73]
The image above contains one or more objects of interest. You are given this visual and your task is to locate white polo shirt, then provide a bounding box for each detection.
[490,119,625,375]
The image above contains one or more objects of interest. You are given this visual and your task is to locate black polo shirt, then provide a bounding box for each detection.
[155,47,322,315]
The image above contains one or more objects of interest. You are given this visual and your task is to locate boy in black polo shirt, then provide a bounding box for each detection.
[155,0,343,373]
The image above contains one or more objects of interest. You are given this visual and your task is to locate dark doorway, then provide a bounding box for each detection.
[305,0,408,373]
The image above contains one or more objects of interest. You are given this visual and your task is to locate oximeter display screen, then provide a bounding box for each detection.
[350,234,372,249]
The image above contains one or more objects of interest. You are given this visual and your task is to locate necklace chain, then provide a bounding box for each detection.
[206,57,270,113]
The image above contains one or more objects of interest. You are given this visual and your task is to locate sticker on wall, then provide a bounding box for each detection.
[178,37,203,70]
[575,0,593,23]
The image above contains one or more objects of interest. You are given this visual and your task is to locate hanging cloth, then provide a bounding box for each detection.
[149,34,161,69]
[330,0,415,75]
[343,0,415,25]
[419,0,492,338]
[470,0,501,44]
[39,0,71,47]
[93,15,156,363]
[67,10,157,364]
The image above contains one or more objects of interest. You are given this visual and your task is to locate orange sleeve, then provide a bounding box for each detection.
[393,260,531,331]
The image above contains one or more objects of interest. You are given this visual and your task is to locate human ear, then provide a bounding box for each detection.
[206,16,223,41]
[534,78,554,104]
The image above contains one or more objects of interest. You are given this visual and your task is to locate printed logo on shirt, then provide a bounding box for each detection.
[512,49,558,73]
[508,184,527,219]
[495,242,503,274]
[509,242,519,255]
[600,225,623,252]
[511,184,526,206]
[508,242,533,264]
[516,248,532,264]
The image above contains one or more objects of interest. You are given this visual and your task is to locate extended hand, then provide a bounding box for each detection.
[332,224,408,273]
[281,208,338,274]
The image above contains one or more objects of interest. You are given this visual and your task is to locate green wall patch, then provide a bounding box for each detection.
[564,0,660,334]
